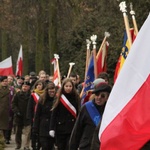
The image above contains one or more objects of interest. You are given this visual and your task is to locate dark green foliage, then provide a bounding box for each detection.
[0,0,149,82]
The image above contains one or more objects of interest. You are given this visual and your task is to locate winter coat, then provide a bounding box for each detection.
[33,96,55,137]
[0,85,10,130]
[69,100,105,150]
[26,94,37,124]
[26,91,45,125]
[12,90,31,126]
[50,93,79,135]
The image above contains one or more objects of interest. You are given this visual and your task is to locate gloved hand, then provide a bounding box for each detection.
[49,130,55,137]
[16,112,22,117]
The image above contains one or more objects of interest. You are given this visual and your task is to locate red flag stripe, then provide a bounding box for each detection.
[100,75,150,149]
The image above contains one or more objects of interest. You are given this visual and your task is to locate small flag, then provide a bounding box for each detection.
[96,41,109,75]
[51,58,59,86]
[81,52,95,105]
[16,45,23,76]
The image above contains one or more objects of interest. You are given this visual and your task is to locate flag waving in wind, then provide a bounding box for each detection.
[99,14,150,150]
[0,56,13,76]
[16,45,23,76]
[51,54,61,87]
[96,41,109,75]
[114,28,136,82]
[51,58,59,86]
[81,52,94,105]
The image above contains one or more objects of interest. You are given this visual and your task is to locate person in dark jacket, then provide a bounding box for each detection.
[27,80,46,150]
[49,78,80,150]
[0,76,15,144]
[12,81,31,150]
[69,82,111,150]
[33,82,56,150]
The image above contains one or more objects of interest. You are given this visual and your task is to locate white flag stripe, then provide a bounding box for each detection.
[0,56,12,68]
[16,45,23,75]
[100,14,150,137]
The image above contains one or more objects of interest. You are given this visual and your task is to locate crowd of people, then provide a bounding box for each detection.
[0,71,149,150]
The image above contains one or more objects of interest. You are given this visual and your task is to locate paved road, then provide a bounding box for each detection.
[4,133,30,150]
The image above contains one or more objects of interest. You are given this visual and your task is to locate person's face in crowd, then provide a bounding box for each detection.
[1,79,8,87]
[70,76,77,85]
[22,85,30,92]
[64,81,73,93]
[17,79,24,86]
[36,83,43,91]
[48,87,56,97]
[49,76,54,81]
[39,74,46,81]
[94,91,109,106]
[24,76,30,82]
[7,76,13,84]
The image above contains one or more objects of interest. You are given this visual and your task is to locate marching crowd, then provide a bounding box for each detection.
[0,71,149,150]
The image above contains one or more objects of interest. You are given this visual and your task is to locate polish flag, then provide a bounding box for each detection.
[99,14,150,150]
[51,58,59,86]
[16,45,23,76]
[96,41,109,75]
[0,56,14,76]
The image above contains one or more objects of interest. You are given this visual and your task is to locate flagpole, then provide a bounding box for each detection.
[67,62,75,78]
[80,39,91,98]
[130,3,138,36]
[119,1,132,48]
[54,54,61,86]
[84,39,91,80]
[91,35,97,79]
[96,32,110,58]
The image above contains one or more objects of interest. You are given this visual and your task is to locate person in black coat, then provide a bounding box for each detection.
[69,82,111,150]
[49,78,80,150]
[26,80,46,150]
[33,82,56,150]
[12,82,31,150]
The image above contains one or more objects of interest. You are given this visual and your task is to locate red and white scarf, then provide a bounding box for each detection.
[31,92,40,114]
[60,94,77,118]
[31,92,40,103]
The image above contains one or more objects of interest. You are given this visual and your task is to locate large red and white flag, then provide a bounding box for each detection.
[16,45,23,76]
[0,56,14,76]
[99,14,150,150]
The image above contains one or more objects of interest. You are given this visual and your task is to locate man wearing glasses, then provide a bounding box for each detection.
[69,81,111,150]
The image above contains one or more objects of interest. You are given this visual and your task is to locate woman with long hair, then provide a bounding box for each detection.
[26,80,45,150]
[49,78,80,150]
[33,82,56,150]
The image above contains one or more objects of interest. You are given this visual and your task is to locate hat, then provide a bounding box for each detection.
[90,78,105,89]
[16,76,24,80]
[0,76,7,82]
[92,82,111,94]
[22,81,31,86]
[93,78,105,87]
[30,76,37,80]
[30,71,36,76]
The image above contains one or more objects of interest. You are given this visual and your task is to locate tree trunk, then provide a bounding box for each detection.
[48,0,58,75]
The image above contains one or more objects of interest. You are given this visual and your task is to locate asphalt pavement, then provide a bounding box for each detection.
[4,133,31,150]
